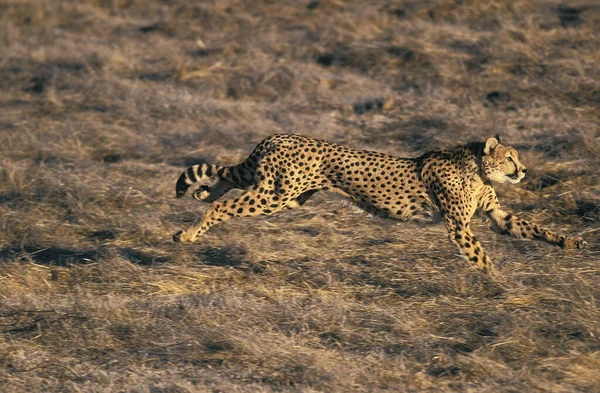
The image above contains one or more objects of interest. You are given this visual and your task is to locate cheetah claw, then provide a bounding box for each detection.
[564,237,587,249]
[173,230,188,243]
[575,239,587,249]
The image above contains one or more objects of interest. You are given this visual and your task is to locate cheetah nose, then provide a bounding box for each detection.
[522,168,527,174]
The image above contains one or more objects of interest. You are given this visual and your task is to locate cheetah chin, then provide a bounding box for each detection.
[507,172,523,184]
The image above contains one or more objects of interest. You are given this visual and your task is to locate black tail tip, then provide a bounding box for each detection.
[175,172,191,198]
[175,183,189,198]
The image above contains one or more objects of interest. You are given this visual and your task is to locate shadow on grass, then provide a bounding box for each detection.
[0,242,175,268]
[198,246,266,273]
[0,309,87,338]
[0,191,23,204]
[0,244,101,266]
[198,246,248,267]
[120,248,170,265]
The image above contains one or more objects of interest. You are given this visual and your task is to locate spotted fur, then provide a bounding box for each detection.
[173,134,586,273]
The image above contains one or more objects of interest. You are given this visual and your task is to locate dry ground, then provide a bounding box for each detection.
[1,0,599,392]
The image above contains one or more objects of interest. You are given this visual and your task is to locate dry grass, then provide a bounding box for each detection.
[1,0,599,391]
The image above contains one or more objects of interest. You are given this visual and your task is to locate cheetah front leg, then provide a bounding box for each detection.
[444,219,493,273]
[436,191,493,273]
[478,185,587,249]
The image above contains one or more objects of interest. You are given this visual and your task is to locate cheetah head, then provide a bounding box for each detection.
[481,135,527,184]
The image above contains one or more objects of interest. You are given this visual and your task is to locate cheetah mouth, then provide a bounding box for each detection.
[507,172,519,180]
[506,171,523,183]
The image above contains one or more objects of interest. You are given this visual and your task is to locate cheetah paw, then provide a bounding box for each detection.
[173,230,189,243]
[564,237,587,249]
[192,185,211,202]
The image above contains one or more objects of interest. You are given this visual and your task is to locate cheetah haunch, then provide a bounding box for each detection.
[173,134,586,273]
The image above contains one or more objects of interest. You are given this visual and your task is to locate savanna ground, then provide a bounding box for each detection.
[1,0,599,391]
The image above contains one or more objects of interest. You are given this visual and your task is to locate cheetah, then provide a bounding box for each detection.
[173,134,586,273]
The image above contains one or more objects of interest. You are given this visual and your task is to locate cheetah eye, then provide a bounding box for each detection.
[506,156,514,163]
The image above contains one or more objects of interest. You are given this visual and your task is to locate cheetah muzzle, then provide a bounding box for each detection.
[172,134,587,273]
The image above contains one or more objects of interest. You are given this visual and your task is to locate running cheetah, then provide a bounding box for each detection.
[173,134,586,273]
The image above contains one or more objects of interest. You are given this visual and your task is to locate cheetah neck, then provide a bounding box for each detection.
[464,141,488,183]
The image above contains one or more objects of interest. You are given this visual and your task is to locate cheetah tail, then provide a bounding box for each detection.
[175,164,225,198]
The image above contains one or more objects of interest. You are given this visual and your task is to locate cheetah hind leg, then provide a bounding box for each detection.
[174,186,296,243]
[285,189,319,209]
[192,180,234,203]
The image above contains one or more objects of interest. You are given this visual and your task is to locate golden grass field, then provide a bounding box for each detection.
[1,0,599,391]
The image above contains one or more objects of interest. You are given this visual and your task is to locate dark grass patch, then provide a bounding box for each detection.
[87,229,117,242]
[537,323,589,341]
[391,75,422,92]
[52,62,86,72]
[0,245,101,266]
[23,75,48,95]
[315,43,380,73]
[465,56,489,73]
[0,309,88,338]
[576,200,598,220]
[386,45,439,79]
[102,154,122,163]
[307,1,320,10]
[79,104,112,113]
[315,53,335,67]
[120,248,170,265]
[362,238,394,247]
[391,8,406,18]
[0,191,23,205]
[485,91,511,107]
[386,46,415,61]
[226,74,259,99]
[566,86,600,105]
[557,5,583,28]
[449,40,487,55]
[299,227,320,237]
[187,48,223,57]
[0,120,15,129]
[138,22,166,33]
[197,246,266,273]
[198,246,247,267]
[203,338,234,353]
[353,98,383,114]
[137,72,172,82]
[427,364,460,377]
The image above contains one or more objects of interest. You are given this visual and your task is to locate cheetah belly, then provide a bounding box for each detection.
[319,156,440,223]
[326,189,441,223]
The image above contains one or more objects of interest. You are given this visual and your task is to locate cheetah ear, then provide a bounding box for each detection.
[484,137,499,155]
